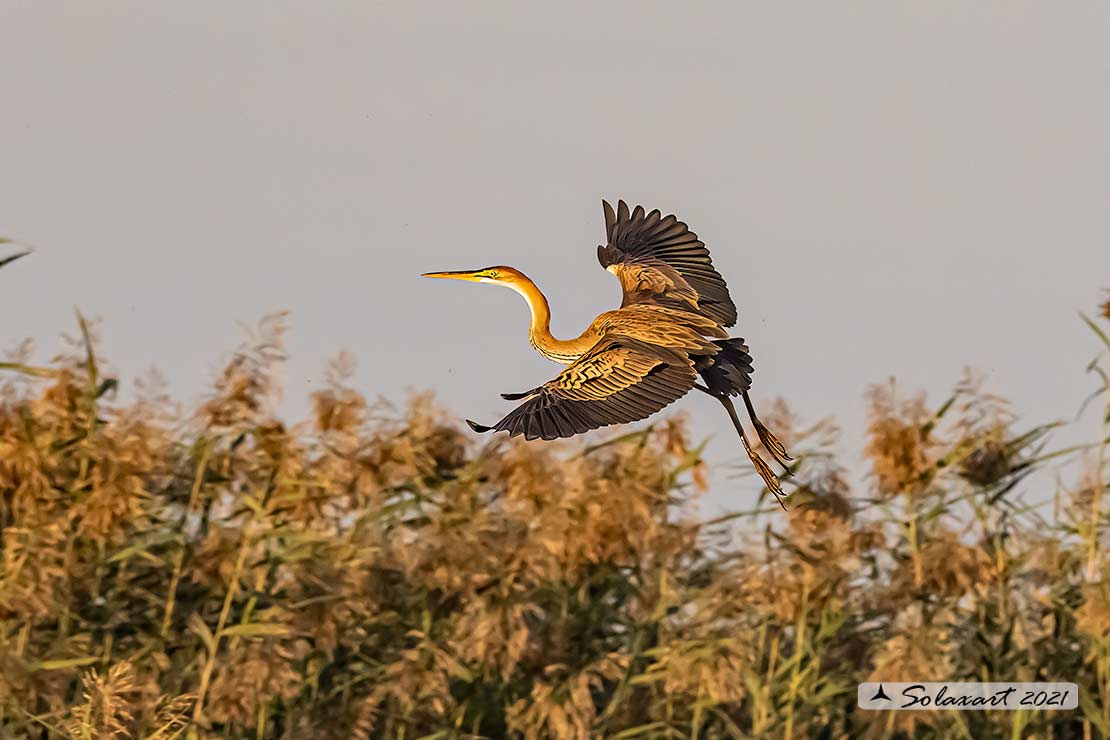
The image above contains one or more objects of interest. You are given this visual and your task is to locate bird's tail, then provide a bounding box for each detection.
[697,338,755,397]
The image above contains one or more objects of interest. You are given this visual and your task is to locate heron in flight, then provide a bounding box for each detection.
[423,200,792,506]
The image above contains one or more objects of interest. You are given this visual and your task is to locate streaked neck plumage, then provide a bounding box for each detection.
[499,274,598,364]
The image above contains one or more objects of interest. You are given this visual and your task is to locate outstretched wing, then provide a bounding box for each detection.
[468,336,697,441]
[597,200,738,327]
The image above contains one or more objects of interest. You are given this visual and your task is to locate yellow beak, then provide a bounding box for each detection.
[421,270,483,282]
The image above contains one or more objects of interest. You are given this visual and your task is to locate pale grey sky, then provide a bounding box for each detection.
[2,2,1109,508]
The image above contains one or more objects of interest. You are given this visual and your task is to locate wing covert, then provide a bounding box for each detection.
[470,336,697,441]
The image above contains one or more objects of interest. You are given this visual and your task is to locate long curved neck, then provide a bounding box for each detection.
[506,275,597,364]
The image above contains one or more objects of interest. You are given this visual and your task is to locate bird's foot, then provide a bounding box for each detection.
[740,390,794,476]
[753,419,795,476]
[741,433,788,511]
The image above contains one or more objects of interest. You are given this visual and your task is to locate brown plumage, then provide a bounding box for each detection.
[423,199,792,507]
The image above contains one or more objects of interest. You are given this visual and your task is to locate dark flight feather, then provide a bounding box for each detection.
[598,199,738,327]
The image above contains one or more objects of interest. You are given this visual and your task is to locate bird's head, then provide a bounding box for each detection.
[421,265,527,288]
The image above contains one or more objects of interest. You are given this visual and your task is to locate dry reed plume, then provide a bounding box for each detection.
[1,285,1109,739]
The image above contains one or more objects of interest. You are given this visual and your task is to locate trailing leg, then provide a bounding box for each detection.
[695,384,787,510]
[741,389,794,474]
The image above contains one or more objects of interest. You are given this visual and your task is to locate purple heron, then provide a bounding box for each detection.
[423,200,792,506]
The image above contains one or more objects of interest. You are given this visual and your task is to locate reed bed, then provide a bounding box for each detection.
[1,290,1109,739]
